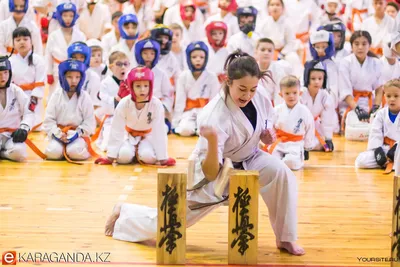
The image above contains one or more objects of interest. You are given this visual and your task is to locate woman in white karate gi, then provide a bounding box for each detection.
[338,30,384,134]
[9,27,46,131]
[104,50,305,256]
[94,66,176,166]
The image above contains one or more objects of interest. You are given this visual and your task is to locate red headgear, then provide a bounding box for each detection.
[180,0,196,22]
[218,0,237,12]
[205,21,228,49]
[127,66,154,102]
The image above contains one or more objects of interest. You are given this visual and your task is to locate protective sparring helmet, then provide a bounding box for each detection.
[0,56,12,89]
[9,0,29,13]
[186,41,208,72]
[118,14,139,40]
[218,0,237,12]
[304,60,327,89]
[126,66,154,103]
[180,0,196,22]
[309,30,335,61]
[58,59,87,95]
[150,24,172,55]
[135,39,161,69]
[319,20,346,51]
[205,21,227,49]
[55,2,79,28]
[237,6,257,34]
[67,42,91,68]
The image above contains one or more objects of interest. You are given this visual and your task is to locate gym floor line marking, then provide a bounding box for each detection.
[46,207,72,211]
[0,207,12,210]
[129,176,138,181]
[123,185,133,191]
[133,168,143,173]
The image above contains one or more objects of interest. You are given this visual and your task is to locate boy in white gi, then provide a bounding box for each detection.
[355,79,400,173]
[169,23,186,71]
[301,60,336,152]
[101,11,122,58]
[104,50,305,256]
[94,66,176,166]
[42,59,97,163]
[94,51,129,152]
[267,75,315,170]
[172,41,220,136]
[87,39,109,82]
[203,0,239,38]
[0,56,35,162]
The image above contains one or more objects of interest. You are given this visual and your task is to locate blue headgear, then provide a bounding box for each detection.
[0,56,12,89]
[9,0,28,13]
[309,30,335,61]
[236,6,257,34]
[55,2,79,28]
[185,41,208,72]
[118,14,139,40]
[67,42,91,68]
[134,39,161,69]
[304,60,327,89]
[318,21,346,51]
[58,59,86,95]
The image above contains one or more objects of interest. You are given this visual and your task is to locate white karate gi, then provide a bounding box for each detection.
[172,49,186,71]
[90,64,110,82]
[106,96,168,164]
[123,3,155,35]
[163,4,205,46]
[0,0,35,22]
[109,39,138,68]
[361,14,395,52]
[112,89,299,245]
[380,56,400,84]
[206,43,228,79]
[152,65,174,113]
[343,0,372,32]
[355,107,400,169]
[82,68,101,107]
[271,102,315,170]
[0,84,34,161]
[78,3,111,40]
[157,53,181,88]
[173,69,220,136]
[257,61,286,106]
[203,12,240,38]
[227,31,260,57]
[101,30,119,60]
[300,87,336,151]
[9,52,46,128]
[0,15,43,56]
[42,88,96,160]
[96,75,119,152]
[45,28,86,101]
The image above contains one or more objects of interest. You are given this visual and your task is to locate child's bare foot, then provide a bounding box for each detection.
[105,203,122,236]
[276,240,305,256]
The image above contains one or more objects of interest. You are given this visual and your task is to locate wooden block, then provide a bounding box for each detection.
[392,174,400,266]
[228,170,259,265]
[214,158,233,199]
[156,169,187,265]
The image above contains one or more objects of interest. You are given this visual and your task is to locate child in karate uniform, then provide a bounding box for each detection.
[94,66,176,166]
[78,0,112,40]
[172,41,220,136]
[355,79,400,174]
[301,60,336,152]
[203,0,239,38]
[169,23,186,71]
[87,39,109,82]
[9,27,46,130]
[267,75,315,170]
[42,59,97,163]
[101,11,122,58]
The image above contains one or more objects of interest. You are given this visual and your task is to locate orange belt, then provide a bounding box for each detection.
[295,31,309,64]
[0,127,46,159]
[314,116,330,152]
[57,124,100,165]
[370,47,383,56]
[170,77,175,86]
[6,47,17,54]
[273,48,283,61]
[91,115,111,142]
[341,89,373,132]
[17,82,45,91]
[184,98,209,112]
[350,8,368,32]
[267,129,304,154]
[52,56,64,64]
[384,136,396,174]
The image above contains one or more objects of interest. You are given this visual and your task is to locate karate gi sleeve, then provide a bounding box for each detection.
[367,109,384,150]
[303,108,316,150]
[31,24,43,56]
[320,93,335,139]
[15,86,34,130]
[32,55,46,98]
[372,59,383,90]
[87,72,101,106]
[42,90,60,137]
[99,81,115,114]
[45,34,54,75]
[149,100,169,160]
[161,72,174,112]
[338,58,353,102]
[78,93,96,136]
[209,73,220,99]
[282,23,297,55]
[106,98,128,158]
[172,73,187,128]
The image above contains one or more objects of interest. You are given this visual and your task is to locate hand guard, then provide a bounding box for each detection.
[47,74,54,85]
[11,124,29,143]
[325,139,334,152]
[374,146,387,167]
[94,157,114,165]
[65,131,79,144]
[28,96,38,112]
[369,105,380,117]
[117,81,130,99]
[160,157,176,166]
[304,150,309,161]
[387,143,398,162]
[355,106,369,121]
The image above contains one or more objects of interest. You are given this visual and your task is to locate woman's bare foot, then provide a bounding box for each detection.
[105,203,122,236]
[276,240,305,256]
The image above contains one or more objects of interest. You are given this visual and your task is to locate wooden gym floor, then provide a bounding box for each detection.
[0,132,394,267]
